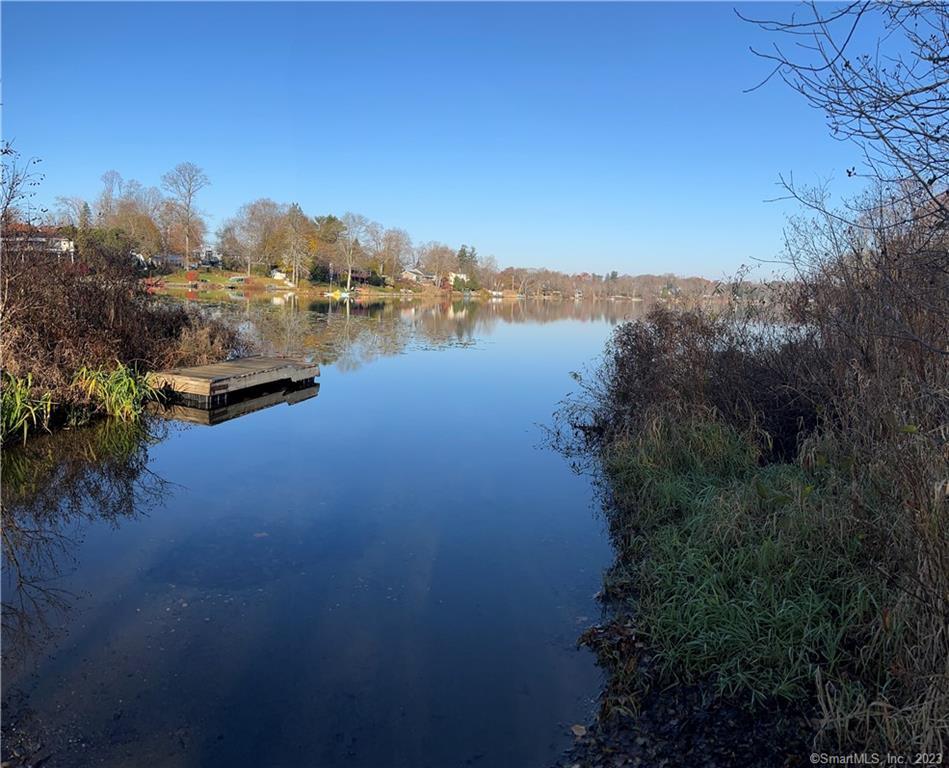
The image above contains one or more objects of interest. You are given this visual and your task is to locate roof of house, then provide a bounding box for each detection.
[3,222,73,239]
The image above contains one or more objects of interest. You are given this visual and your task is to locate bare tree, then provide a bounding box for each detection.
[418,241,457,290]
[742,1,948,351]
[96,170,123,222]
[1,142,43,228]
[102,179,165,256]
[478,254,499,289]
[161,162,209,263]
[220,198,287,275]
[54,196,88,228]
[157,199,180,255]
[363,219,384,275]
[741,2,948,217]
[340,212,369,292]
[381,227,412,278]
[215,219,244,271]
[282,203,314,285]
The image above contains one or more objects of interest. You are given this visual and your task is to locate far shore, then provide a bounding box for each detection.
[149,268,682,303]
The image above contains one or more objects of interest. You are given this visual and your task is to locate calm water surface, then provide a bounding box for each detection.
[3,298,643,768]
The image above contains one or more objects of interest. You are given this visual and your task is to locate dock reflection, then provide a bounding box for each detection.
[152,382,320,426]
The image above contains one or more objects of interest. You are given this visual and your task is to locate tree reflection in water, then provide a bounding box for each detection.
[222,296,647,370]
[1,419,170,669]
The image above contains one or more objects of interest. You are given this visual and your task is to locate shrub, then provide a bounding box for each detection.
[0,229,245,436]
[570,306,826,461]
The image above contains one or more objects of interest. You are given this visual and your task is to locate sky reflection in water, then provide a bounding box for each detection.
[2,298,645,768]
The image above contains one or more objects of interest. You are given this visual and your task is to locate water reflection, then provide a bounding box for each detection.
[2,420,168,669]
[223,296,650,369]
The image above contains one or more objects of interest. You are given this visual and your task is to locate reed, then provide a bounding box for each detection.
[72,363,161,421]
[1,373,53,444]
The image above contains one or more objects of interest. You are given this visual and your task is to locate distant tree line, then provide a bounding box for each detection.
[38,164,722,297]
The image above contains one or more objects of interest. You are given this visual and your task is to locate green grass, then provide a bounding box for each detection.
[162,287,233,302]
[162,268,286,288]
[600,411,892,709]
[603,416,758,531]
[1,373,53,444]
[72,363,162,420]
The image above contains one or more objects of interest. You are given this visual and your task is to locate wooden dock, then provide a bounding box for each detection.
[149,356,320,407]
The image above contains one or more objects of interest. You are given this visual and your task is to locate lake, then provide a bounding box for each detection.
[2,297,644,768]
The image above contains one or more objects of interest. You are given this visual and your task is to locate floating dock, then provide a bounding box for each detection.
[149,356,320,407]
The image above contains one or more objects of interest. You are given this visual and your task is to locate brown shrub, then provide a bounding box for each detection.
[0,238,245,408]
[586,306,826,460]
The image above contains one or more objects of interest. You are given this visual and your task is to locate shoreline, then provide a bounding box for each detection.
[549,299,947,762]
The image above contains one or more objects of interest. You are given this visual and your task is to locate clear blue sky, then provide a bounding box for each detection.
[3,2,873,278]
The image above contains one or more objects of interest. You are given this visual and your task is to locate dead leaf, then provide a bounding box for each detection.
[570,724,587,738]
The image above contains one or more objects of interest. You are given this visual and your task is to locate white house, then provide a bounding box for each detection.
[2,225,75,258]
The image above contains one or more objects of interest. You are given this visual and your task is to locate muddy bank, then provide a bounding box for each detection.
[553,684,808,768]
[552,621,811,768]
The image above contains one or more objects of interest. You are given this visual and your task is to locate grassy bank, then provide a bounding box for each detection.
[558,171,948,755]
[561,298,947,753]
[599,408,894,707]
[150,267,433,299]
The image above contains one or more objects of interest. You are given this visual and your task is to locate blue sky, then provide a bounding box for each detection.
[3,2,872,277]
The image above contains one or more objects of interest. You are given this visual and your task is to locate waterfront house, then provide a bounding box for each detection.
[2,223,75,259]
[400,267,435,284]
